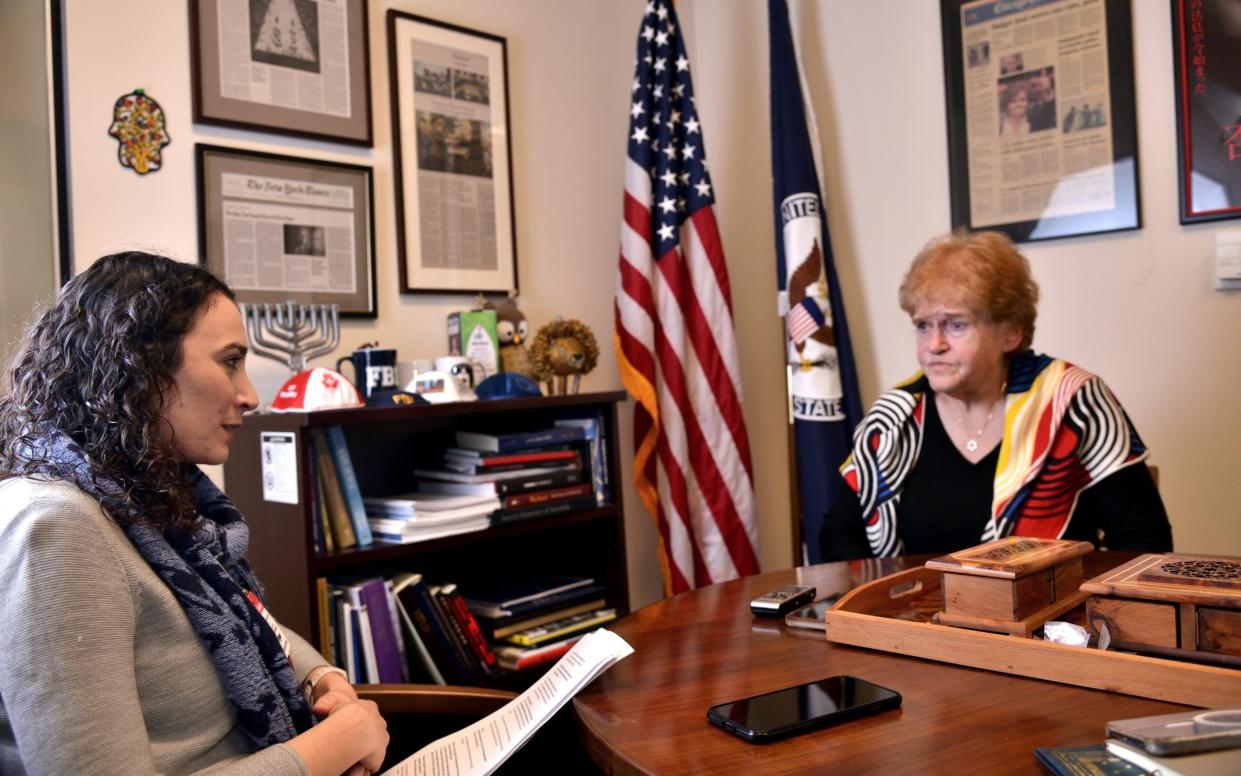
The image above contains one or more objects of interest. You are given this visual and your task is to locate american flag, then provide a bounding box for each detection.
[614,0,760,595]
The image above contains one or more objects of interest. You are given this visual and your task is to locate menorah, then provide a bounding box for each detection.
[239,301,340,374]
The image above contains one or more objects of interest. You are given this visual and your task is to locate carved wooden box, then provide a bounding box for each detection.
[1080,553,1241,665]
[926,537,1094,636]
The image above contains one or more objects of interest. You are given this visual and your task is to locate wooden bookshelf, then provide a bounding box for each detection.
[222,391,630,670]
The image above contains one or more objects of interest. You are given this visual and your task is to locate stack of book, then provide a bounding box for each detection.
[316,571,615,683]
[460,576,616,672]
[309,426,373,553]
[318,572,501,685]
[415,425,601,526]
[362,491,499,544]
[318,576,412,685]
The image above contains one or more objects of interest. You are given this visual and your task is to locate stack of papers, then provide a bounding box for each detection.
[380,628,634,775]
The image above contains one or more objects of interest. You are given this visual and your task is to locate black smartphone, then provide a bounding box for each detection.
[706,675,901,744]
[750,584,816,617]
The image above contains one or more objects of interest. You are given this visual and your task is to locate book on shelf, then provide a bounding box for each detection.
[367,515,491,545]
[484,598,608,641]
[488,495,599,527]
[501,607,618,647]
[336,598,357,682]
[312,465,334,554]
[315,577,334,664]
[461,576,597,618]
[311,429,357,550]
[454,425,585,453]
[470,582,609,624]
[355,603,380,684]
[494,634,585,672]
[416,467,584,497]
[352,578,407,683]
[384,629,633,773]
[363,491,500,520]
[1105,738,1241,776]
[554,415,609,505]
[500,482,594,510]
[434,583,499,680]
[389,573,446,685]
[442,446,578,471]
[413,461,578,485]
[428,584,485,683]
[308,464,326,555]
[324,425,373,547]
[392,573,476,684]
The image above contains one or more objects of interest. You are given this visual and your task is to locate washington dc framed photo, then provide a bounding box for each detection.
[387,10,518,294]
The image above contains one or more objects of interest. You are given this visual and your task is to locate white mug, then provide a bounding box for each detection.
[435,356,481,389]
[399,358,436,390]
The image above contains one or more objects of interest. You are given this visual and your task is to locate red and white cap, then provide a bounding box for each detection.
[270,368,363,412]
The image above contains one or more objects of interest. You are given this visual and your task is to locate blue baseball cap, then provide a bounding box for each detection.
[474,372,542,400]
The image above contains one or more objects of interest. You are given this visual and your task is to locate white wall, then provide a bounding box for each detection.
[50,0,1241,616]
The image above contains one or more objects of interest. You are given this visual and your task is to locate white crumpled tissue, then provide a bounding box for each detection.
[1042,620,1090,647]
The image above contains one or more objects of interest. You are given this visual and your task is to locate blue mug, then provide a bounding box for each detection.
[336,347,398,400]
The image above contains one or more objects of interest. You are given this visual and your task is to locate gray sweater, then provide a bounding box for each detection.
[0,477,318,775]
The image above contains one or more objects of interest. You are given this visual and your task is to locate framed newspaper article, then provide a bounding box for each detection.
[387,11,519,294]
[190,0,372,145]
[1172,0,1241,224]
[940,0,1140,243]
[196,144,377,317]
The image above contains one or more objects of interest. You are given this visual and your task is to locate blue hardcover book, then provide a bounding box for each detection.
[555,417,607,505]
[454,426,585,453]
[325,425,373,546]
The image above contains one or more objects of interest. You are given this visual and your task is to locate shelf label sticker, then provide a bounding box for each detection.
[260,431,299,504]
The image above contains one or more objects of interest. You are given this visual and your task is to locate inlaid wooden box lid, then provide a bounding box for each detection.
[1080,553,1241,609]
[926,537,1094,579]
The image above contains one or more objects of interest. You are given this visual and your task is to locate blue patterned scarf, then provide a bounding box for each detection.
[34,430,314,747]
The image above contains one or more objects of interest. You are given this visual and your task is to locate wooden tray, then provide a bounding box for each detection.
[824,565,1241,708]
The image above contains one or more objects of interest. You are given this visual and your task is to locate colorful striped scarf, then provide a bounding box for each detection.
[840,351,1148,557]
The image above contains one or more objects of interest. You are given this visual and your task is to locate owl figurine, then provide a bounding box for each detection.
[488,298,534,378]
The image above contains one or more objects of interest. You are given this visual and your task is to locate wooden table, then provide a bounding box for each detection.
[573,554,1191,775]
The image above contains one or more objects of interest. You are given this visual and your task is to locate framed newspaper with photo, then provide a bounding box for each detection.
[940,0,1140,243]
[190,0,372,145]
[387,11,518,294]
[196,144,377,317]
[1172,0,1241,224]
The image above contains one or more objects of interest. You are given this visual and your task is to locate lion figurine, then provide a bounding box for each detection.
[529,316,599,395]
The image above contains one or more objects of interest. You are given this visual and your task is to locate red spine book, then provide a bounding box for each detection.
[441,584,499,676]
[501,482,594,510]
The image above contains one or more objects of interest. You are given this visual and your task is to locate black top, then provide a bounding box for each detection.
[819,392,1173,562]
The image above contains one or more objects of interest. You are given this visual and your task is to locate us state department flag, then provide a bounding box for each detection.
[769,0,862,563]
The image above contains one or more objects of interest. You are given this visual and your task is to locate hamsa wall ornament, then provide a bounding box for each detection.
[108,89,170,175]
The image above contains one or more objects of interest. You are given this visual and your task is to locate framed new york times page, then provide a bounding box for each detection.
[941,0,1140,243]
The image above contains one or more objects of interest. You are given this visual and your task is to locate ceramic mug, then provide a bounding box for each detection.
[336,347,398,400]
[435,355,481,389]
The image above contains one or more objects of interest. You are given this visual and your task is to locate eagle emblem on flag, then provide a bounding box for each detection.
[786,239,836,358]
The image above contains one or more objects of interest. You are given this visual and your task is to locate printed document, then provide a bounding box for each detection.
[380,628,633,776]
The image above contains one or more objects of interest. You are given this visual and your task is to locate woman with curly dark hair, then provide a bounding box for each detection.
[0,252,387,775]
